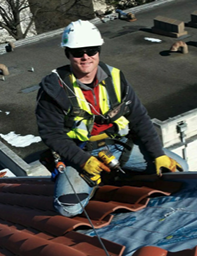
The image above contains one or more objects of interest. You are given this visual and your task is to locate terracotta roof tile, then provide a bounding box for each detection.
[0,171,7,178]
[0,248,14,256]
[0,182,54,196]
[113,174,183,194]
[0,177,183,256]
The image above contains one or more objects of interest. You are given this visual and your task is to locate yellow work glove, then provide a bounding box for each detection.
[82,156,111,175]
[155,155,183,176]
[82,156,111,185]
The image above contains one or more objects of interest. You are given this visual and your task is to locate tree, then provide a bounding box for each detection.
[28,0,95,34]
[0,0,153,41]
[0,0,95,40]
[0,0,37,40]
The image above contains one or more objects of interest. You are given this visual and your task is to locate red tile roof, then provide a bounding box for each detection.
[0,176,185,256]
[0,172,6,178]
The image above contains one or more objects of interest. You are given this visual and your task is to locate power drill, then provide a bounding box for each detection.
[51,150,124,187]
[80,150,125,187]
[98,150,125,174]
[79,171,100,187]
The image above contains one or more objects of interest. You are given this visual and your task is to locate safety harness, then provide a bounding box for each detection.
[56,62,133,163]
[57,62,129,125]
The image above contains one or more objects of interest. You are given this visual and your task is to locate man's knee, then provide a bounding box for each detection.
[53,193,89,217]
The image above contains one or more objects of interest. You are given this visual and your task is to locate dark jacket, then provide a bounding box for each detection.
[35,63,164,167]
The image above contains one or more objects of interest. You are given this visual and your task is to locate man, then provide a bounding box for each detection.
[36,20,188,217]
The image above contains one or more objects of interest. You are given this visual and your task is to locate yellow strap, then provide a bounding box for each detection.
[111,68,121,103]
[89,133,109,141]
[70,74,92,114]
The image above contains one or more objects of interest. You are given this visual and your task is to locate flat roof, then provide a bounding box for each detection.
[0,0,197,162]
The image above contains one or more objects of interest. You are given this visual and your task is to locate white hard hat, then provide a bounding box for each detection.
[61,20,104,48]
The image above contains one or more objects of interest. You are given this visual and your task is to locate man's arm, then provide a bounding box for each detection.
[36,88,91,166]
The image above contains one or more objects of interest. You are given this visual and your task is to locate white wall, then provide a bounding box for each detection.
[152,108,197,171]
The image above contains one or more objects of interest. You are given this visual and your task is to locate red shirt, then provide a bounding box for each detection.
[82,84,113,136]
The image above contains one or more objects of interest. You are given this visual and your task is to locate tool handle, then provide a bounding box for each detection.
[80,171,97,187]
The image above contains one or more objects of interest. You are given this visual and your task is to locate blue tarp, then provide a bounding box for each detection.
[80,177,197,255]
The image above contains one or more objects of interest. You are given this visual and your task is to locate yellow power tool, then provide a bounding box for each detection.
[98,150,125,174]
[80,150,125,187]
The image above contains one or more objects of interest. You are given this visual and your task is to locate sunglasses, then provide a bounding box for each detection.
[69,46,101,58]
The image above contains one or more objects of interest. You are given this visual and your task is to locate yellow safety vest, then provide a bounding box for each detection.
[66,66,129,141]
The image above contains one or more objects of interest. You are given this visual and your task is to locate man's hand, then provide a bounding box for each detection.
[155,155,183,176]
[82,156,111,175]
[81,156,111,186]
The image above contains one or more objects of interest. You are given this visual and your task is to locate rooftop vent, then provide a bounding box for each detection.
[152,15,188,38]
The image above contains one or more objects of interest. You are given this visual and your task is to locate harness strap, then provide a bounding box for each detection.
[84,138,132,151]
[118,138,134,166]
[56,65,79,108]
[57,62,119,110]
[57,65,92,128]
[56,63,121,124]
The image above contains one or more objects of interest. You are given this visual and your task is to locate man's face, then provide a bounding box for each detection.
[68,47,100,79]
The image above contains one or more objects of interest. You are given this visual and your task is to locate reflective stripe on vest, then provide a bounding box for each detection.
[66,74,93,141]
[99,67,129,136]
[66,67,129,141]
